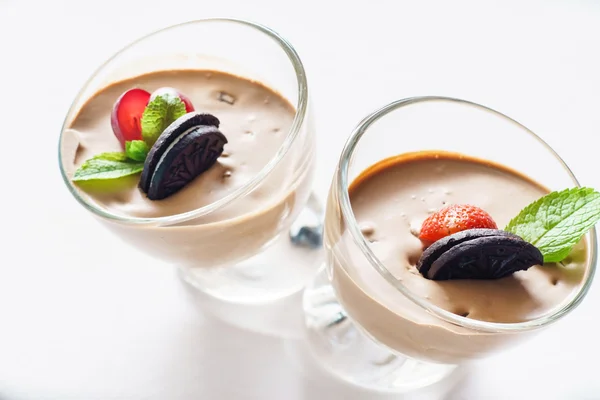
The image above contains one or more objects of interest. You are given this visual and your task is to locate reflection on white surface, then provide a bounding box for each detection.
[179,268,307,339]
[284,337,471,400]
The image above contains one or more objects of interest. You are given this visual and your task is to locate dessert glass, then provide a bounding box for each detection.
[302,96,597,392]
[58,20,321,315]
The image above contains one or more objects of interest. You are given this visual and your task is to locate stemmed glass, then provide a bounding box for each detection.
[58,19,322,335]
[302,96,597,392]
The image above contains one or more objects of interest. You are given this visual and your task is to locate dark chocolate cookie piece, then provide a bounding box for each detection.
[139,112,220,193]
[417,229,543,281]
[418,229,520,277]
[146,125,227,200]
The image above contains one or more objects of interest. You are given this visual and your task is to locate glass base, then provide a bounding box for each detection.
[178,192,323,337]
[300,265,460,393]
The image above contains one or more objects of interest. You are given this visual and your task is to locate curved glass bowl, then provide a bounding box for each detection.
[58,19,321,310]
[303,96,596,392]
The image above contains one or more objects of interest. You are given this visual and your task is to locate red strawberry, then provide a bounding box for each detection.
[419,204,498,245]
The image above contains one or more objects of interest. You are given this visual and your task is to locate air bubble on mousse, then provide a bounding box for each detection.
[427,208,437,214]
[244,130,255,136]
[443,189,452,195]
[457,311,470,318]
[360,224,375,236]
[223,170,232,179]
[217,91,236,105]
[411,195,417,200]
[220,151,231,158]
[247,114,257,122]
[551,277,559,286]
[360,224,378,243]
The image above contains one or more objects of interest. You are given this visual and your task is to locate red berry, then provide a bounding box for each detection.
[180,93,195,113]
[419,204,498,245]
[149,87,195,113]
[111,88,151,147]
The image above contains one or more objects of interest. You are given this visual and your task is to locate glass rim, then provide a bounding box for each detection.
[336,95,598,333]
[58,18,308,227]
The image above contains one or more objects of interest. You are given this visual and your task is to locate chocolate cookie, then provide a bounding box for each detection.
[417,229,543,280]
[146,125,227,200]
[139,112,220,193]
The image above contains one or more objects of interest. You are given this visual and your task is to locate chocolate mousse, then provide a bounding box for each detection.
[62,70,295,218]
[328,151,595,363]
[60,69,313,267]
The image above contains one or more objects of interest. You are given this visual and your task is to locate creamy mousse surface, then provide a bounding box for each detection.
[62,69,294,222]
[349,152,587,322]
[60,69,312,267]
[329,151,588,363]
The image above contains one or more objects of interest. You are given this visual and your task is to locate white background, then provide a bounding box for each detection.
[1,0,600,398]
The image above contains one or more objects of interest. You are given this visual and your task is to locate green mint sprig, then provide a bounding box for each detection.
[505,187,600,263]
[72,152,144,182]
[72,92,189,185]
[125,140,149,162]
[141,93,186,146]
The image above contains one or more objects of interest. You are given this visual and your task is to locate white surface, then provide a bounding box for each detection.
[2,0,600,398]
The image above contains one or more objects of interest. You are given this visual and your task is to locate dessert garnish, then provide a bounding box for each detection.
[111,88,151,146]
[139,112,220,193]
[72,87,228,200]
[149,87,195,113]
[71,151,146,182]
[418,229,543,280]
[419,204,497,246]
[142,88,193,146]
[139,113,227,200]
[415,188,600,280]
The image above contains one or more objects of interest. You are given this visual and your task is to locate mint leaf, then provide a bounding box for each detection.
[141,93,186,146]
[505,188,600,263]
[125,140,149,162]
[72,152,144,182]
[89,152,129,162]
